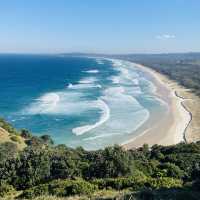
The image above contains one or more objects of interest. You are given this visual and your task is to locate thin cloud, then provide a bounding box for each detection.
[156,34,176,40]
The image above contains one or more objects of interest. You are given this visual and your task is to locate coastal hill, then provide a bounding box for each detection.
[0,119,26,150]
[1,117,200,199]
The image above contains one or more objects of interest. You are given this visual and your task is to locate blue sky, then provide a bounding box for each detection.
[0,0,200,53]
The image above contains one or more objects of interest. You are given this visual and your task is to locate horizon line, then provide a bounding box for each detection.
[0,51,200,56]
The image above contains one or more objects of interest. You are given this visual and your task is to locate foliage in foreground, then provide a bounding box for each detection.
[1,120,200,199]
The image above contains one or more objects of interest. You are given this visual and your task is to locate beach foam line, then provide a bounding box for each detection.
[96,58,104,65]
[78,77,97,84]
[108,59,141,86]
[84,69,99,74]
[173,90,192,143]
[123,61,192,146]
[83,132,122,141]
[110,76,120,84]
[72,99,110,136]
[121,128,152,146]
[67,83,102,89]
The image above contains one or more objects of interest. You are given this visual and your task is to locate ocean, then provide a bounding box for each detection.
[0,55,167,150]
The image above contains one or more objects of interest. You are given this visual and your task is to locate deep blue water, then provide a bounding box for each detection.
[0,55,166,149]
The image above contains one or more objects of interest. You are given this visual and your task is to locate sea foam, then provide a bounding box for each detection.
[96,58,104,65]
[23,91,94,115]
[72,99,110,135]
[67,83,102,89]
[23,58,154,147]
[3,55,164,150]
[78,77,97,84]
[84,69,99,74]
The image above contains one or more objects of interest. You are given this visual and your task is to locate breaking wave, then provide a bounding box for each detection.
[67,83,102,89]
[18,57,163,149]
[22,91,94,115]
[84,69,99,74]
[78,77,97,84]
[72,99,110,135]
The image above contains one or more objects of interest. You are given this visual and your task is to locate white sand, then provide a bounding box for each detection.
[123,63,192,149]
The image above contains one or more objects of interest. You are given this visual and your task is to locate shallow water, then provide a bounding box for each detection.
[0,55,167,149]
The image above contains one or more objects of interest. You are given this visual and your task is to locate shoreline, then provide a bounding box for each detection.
[174,91,193,143]
[123,62,193,149]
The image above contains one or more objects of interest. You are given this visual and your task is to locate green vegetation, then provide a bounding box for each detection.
[0,142,18,161]
[0,118,18,135]
[10,135,22,143]
[0,181,16,198]
[20,179,97,199]
[1,116,200,200]
[1,118,200,199]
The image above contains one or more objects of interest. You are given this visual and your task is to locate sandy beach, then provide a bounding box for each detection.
[123,62,200,149]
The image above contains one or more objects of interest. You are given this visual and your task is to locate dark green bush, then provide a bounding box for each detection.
[49,179,97,196]
[20,129,32,139]
[0,142,18,161]
[92,175,147,191]
[146,177,183,189]
[158,163,185,179]
[40,135,54,145]
[20,179,97,199]
[20,184,49,199]
[1,117,200,199]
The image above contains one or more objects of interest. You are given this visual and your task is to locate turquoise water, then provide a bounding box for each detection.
[0,55,166,149]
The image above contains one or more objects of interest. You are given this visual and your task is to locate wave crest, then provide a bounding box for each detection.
[67,83,101,89]
[78,77,97,84]
[72,99,110,136]
[84,69,99,74]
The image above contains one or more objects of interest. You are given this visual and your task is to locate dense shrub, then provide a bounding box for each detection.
[1,116,200,199]
[25,136,43,146]
[146,177,183,189]
[92,176,182,191]
[0,181,16,197]
[40,135,54,145]
[20,184,49,199]
[0,118,18,135]
[20,179,97,199]
[49,148,78,180]
[10,135,22,143]
[86,145,133,178]
[92,174,147,191]
[13,147,51,189]
[20,129,32,139]
[157,163,185,179]
[0,142,18,161]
